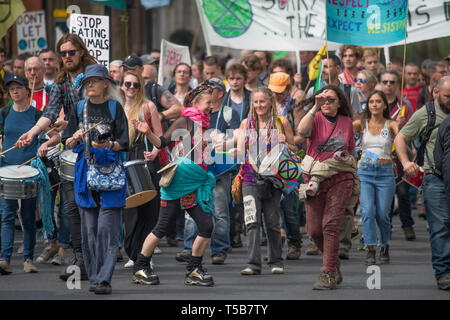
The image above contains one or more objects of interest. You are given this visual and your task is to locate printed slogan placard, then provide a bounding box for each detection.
[158,39,191,89]
[16,10,47,55]
[326,0,408,46]
[69,13,110,67]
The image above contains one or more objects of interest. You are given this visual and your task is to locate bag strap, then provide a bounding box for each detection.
[0,105,11,133]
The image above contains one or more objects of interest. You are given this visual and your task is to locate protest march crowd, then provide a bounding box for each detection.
[0,25,449,296]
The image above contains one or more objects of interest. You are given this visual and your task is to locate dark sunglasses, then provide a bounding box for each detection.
[324,98,336,104]
[59,50,77,57]
[355,78,367,83]
[124,81,140,89]
[382,80,396,85]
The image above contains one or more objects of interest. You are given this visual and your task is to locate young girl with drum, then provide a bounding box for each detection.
[297,85,355,290]
[0,75,59,275]
[234,87,297,275]
[131,85,216,287]
[65,64,129,294]
[120,70,166,268]
[353,90,399,266]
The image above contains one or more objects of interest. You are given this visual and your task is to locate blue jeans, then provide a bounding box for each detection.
[358,162,395,247]
[47,189,70,249]
[423,174,450,280]
[1,197,37,263]
[280,191,301,239]
[183,173,232,258]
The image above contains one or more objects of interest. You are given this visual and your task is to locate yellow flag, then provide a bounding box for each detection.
[309,44,327,81]
[0,0,26,40]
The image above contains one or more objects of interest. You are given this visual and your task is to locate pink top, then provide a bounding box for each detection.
[307,112,355,162]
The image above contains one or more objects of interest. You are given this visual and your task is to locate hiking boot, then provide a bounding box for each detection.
[212,253,225,265]
[306,240,320,256]
[379,245,390,264]
[335,259,343,285]
[240,267,261,275]
[50,253,65,266]
[94,281,112,295]
[232,232,243,248]
[132,254,160,285]
[175,251,191,263]
[365,250,377,266]
[185,265,214,286]
[338,247,350,260]
[24,259,38,273]
[437,274,450,291]
[403,227,416,241]
[0,258,12,275]
[36,246,57,263]
[286,237,302,260]
[313,268,337,290]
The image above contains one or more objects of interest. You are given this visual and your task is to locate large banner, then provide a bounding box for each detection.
[158,39,191,89]
[16,10,48,56]
[196,0,450,50]
[0,0,25,39]
[69,13,110,67]
[327,0,408,46]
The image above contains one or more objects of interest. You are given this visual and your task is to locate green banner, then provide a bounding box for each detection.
[88,0,125,11]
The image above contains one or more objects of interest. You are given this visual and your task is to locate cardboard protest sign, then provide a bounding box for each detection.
[326,0,408,46]
[69,13,110,67]
[158,39,191,89]
[16,10,47,55]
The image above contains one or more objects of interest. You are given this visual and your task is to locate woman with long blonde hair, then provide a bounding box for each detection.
[120,70,167,268]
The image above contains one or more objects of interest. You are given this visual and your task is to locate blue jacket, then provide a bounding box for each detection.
[73,143,126,208]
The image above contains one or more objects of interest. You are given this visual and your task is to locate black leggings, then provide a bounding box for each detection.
[152,200,213,239]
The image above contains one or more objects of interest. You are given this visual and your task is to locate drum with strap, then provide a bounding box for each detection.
[59,150,77,181]
[124,160,157,208]
[0,165,40,199]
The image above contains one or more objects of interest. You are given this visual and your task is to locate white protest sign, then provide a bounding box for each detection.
[69,13,110,67]
[158,39,191,89]
[196,0,450,51]
[16,10,47,55]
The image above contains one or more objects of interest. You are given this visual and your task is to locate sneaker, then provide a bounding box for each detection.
[335,259,343,285]
[403,227,416,241]
[24,259,38,273]
[212,253,225,265]
[154,246,162,254]
[351,227,361,242]
[89,284,97,292]
[50,253,65,266]
[94,281,112,294]
[175,251,191,263]
[437,274,450,291]
[185,265,214,286]
[240,267,261,275]
[379,245,390,264]
[313,268,337,290]
[132,267,160,285]
[36,246,57,263]
[0,258,12,275]
[124,259,134,268]
[271,266,284,274]
[338,247,350,260]
[365,250,377,266]
[306,240,320,256]
[17,244,23,254]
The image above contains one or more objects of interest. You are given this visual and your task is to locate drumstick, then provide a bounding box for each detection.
[82,121,103,135]
[29,77,36,105]
[0,145,16,156]
[18,146,57,168]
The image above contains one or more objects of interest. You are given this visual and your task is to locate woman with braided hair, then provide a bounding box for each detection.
[131,84,216,287]
[233,87,297,275]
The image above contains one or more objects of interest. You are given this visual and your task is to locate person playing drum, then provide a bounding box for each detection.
[353,90,399,266]
[65,64,129,295]
[131,84,216,287]
[0,75,59,275]
[119,70,166,268]
[233,86,297,276]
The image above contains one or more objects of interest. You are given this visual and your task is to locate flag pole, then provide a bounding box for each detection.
[324,3,331,85]
[399,6,408,109]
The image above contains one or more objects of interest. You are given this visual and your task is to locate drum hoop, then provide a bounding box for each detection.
[124,160,148,168]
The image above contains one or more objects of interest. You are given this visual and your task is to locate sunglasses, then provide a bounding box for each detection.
[355,78,367,83]
[382,80,396,85]
[324,98,336,104]
[59,50,77,57]
[124,81,140,89]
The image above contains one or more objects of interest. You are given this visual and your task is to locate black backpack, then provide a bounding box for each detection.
[145,82,170,132]
[416,101,440,168]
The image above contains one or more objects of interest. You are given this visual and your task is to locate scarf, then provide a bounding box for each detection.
[181,107,210,129]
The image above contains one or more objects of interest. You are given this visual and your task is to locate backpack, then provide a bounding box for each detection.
[0,105,41,135]
[416,101,440,168]
[145,82,170,132]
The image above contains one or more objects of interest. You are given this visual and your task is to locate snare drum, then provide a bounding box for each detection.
[43,147,62,186]
[59,150,77,182]
[0,165,40,199]
[259,145,302,194]
[124,160,157,209]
